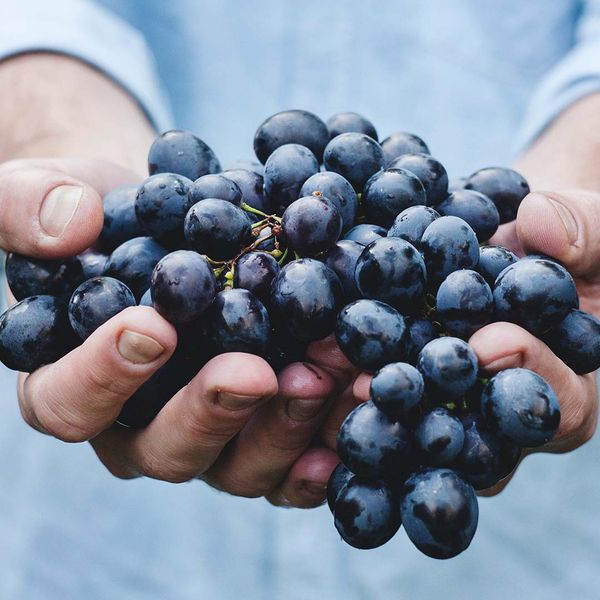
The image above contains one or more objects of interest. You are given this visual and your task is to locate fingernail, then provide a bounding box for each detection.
[218,391,262,410]
[539,193,578,245]
[117,330,165,364]
[39,185,83,237]
[482,352,523,373]
[302,481,328,496]
[286,397,326,422]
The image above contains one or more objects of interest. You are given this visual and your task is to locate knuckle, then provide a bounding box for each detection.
[136,451,194,484]
[205,470,273,498]
[34,400,94,443]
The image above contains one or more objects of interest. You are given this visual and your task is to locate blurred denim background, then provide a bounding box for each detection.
[0,1,600,598]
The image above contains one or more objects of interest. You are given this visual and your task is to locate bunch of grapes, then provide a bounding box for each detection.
[1,109,599,559]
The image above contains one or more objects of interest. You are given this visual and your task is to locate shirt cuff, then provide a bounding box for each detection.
[0,0,173,132]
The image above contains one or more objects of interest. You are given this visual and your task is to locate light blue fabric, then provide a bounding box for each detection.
[0,1,600,599]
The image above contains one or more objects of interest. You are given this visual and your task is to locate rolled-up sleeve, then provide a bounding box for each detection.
[0,0,172,131]
[517,0,600,151]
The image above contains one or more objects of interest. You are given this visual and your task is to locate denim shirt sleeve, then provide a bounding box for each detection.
[516,0,600,152]
[0,0,173,132]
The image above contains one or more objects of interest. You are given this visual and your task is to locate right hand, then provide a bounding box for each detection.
[2,157,349,508]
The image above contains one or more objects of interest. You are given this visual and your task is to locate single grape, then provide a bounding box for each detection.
[415,408,465,466]
[387,205,440,250]
[224,160,264,176]
[389,153,448,206]
[151,250,217,324]
[481,368,560,447]
[381,132,429,166]
[135,173,193,247]
[435,190,499,242]
[104,236,169,301]
[333,477,401,550]
[300,171,358,232]
[321,240,363,300]
[493,258,578,335]
[354,237,426,314]
[99,184,145,252]
[189,174,243,206]
[435,269,494,339]
[327,462,353,511]
[337,401,412,478]
[323,132,385,192]
[343,224,387,246]
[543,308,600,374]
[464,166,529,224]
[78,250,108,280]
[421,216,479,287]
[281,195,342,256]
[327,112,378,141]
[361,168,427,228]
[335,299,408,372]
[254,109,329,164]
[400,468,478,559]
[417,337,478,400]
[370,362,424,419]
[477,245,518,287]
[148,129,221,180]
[184,198,252,261]
[233,251,280,306]
[0,296,78,372]
[270,259,343,342]
[266,325,308,372]
[405,316,438,363]
[263,144,319,212]
[222,168,271,213]
[69,277,136,340]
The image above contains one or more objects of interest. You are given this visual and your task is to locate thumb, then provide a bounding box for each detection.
[516,190,600,280]
[0,158,138,258]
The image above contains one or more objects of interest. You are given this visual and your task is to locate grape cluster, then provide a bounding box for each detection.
[1,109,600,559]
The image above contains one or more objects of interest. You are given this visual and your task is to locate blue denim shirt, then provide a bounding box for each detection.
[0,1,600,598]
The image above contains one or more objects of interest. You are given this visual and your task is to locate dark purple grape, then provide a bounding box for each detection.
[327,112,378,141]
[435,190,499,242]
[281,195,342,256]
[436,269,494,339]
[78,250,108,280]
[543,308,600,374]
[355,237,426,314]
[493,258,578,335]
[254,109,329,164]
[370,362,424,419]
[205,289,270,356]
[148,129,221,180]
[321,240,363,300]
[417,337,478,400]
[150,250,217,324]
[400,468,478,559]
[405,316,438,363]
[233,251,280,306]
[104,236,169,301]
[481,368,560,447]
[184,199,252,261]
[135,173,193,247]
[5,253,85,302]
[389,153,448,206]
[415,408,465,466]
[335,299,408,372]
[477,246,518,287]
[361,168,427,228]
[189,174,242,206]
[464,167,529,224]
[337,401,412,478]
[68,277,136,340]
[264,144,319,212]
[387,205,440,250]
[327,462,353,511]
[224,160,264,176]
[300,171,358,232]
[381,132,430,166]
[421,216,479,287]
[271,259,343,342]
[99,184,145,252]
[333,477,401,550]
[0,296,78,372]
[343,224,387,246]
[222,168,271,213]
[266,325,307,372]
[323,132,385,192]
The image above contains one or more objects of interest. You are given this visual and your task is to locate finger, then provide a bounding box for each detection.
[19,306,176,442]
[92,353,279,483]
[203,362,337,498]
[488,221,522,255]
[470,322,598,452]
[305,334,360,387]
[0,158,137,258]
[266,446,340,508]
